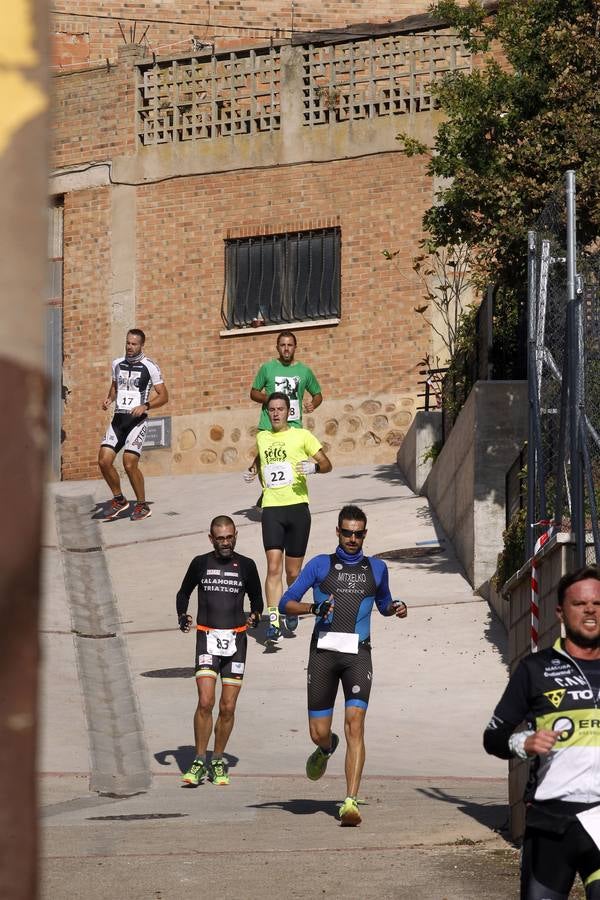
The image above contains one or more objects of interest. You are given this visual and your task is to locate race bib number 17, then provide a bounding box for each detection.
[117,389,139,408]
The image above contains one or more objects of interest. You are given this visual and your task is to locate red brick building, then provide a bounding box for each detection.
[49,3,473,479]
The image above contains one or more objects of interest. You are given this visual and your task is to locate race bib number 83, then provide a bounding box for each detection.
[206,629,237,657]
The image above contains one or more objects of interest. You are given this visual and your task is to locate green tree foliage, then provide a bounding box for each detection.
[398,0,600,289]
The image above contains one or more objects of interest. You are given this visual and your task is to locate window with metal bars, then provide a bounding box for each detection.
[223,228,341,328]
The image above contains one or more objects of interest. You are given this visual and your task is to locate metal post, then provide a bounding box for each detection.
[0,3,48,896]
[527,230,537,559]
[566,170,585,567]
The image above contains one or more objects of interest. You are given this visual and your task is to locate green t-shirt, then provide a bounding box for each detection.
[257,428,322,507]
[252,359,322,431]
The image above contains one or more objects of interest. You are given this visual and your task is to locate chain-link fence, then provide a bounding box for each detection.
[528,171,600,566]
[440,285,527,443]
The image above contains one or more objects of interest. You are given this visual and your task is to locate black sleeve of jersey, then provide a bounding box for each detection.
[483,660,532,759]
[176,557,202,618]
[241,557,264,616]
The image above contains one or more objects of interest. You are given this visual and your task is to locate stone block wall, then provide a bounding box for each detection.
[423,381,528,593]
[109,393,416,478]
[396,409,442,494]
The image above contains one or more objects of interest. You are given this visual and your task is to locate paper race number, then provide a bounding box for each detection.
[206,629,237,657]
[263,461,294,488]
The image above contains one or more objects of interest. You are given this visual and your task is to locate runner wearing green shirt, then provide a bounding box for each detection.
[250,331,323,431]
[244,392,332,645]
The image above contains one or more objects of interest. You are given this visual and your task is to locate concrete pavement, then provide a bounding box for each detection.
[40,464,516,898]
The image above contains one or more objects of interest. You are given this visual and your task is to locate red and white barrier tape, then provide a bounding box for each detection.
[530,520,554,652]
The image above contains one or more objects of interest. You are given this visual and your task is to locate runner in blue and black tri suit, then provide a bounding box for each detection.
[279,504,408,826]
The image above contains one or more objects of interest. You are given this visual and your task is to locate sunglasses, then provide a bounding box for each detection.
[339,527,366,539]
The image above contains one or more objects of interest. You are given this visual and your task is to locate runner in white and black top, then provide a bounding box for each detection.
[177,516,264,786]
[98,329,168,521]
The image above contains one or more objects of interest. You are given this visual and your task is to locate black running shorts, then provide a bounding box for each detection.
[521,813,600,899]
[306,637,373,717]
[194,630,247,684]
[101,413,148,456]
[261,502,311,557]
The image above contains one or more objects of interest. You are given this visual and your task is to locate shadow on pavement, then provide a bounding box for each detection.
[339,464,408,487]
[248,798,340,819]
[90,500,132,522]
[483,609,509,667]
[232,506,263,522]
[154,745,240,773]
[140,667,195,678]
[415,786,509,835]
[247,618,297,651]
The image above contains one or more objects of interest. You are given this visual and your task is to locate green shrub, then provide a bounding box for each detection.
[494,507,527,591]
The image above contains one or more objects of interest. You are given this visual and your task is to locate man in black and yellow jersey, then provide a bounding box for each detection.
[484,566,600,899]
[244,392,332,644]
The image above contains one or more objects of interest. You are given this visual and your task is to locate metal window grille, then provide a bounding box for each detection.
[223,228,341,328]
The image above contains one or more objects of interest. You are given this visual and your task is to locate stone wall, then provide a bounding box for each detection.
[396,409,442,494]
[423,381,528,593]
[109,392,416,478]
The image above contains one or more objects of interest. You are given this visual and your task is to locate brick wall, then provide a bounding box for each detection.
[134,152,430,416]
[59,152,431,479]
[51,54,136,169]
[50,1,432,70]
[62,188,112,480]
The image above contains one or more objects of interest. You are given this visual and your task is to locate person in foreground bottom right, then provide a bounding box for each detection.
[484,565,600,899]
[279,504,407,826]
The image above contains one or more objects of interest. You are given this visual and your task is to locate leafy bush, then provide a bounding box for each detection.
[493,507,527,591]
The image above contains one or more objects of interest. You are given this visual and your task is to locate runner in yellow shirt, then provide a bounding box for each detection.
[244,392,332,645]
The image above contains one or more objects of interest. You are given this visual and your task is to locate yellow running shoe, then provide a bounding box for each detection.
[182,758,207,786]
[265,606,282,644]
[339,796,361,827]
[305,733,339,780]
[210,758,230,786]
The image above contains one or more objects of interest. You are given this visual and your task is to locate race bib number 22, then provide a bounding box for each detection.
[263,461,293,488]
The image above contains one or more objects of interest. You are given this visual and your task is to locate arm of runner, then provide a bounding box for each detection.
[243,454,260,482]
[132,381,169,418]
[244,559,264,621]
[483,660,534,759]
[178,614,193,632]
[176,557,200,626]
[371,560,397,615]
[389,600,408,618]
[250,387,268,405]
[278,556,329,615]
[295,447,332,476]
[250,365,268,406]
[102,380,116,411]
[303,392,323,413]
[522,730,558,756]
